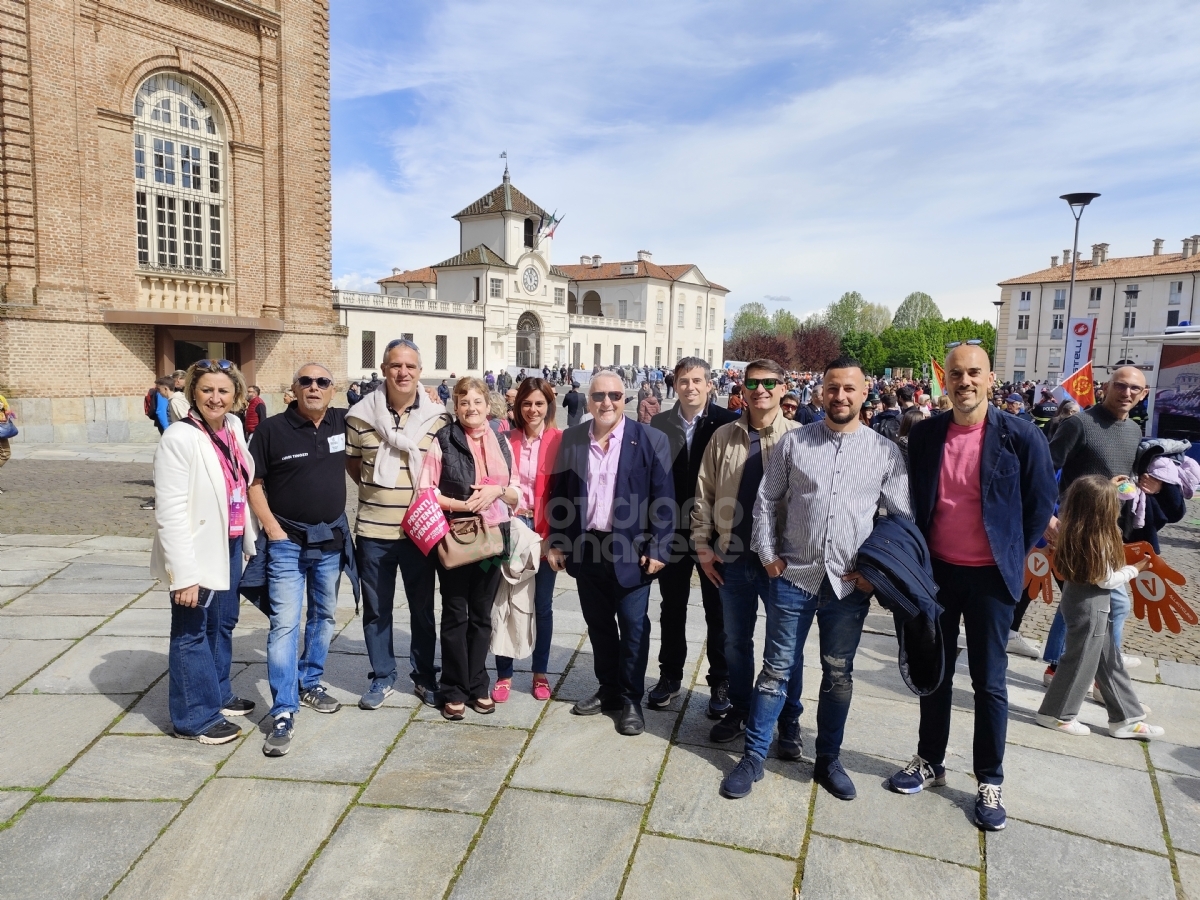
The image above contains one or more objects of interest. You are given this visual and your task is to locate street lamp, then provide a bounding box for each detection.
[1060,192,1101,336]
[992,300,1004,371]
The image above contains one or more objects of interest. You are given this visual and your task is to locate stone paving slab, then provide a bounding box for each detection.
[1154,770,1200,855]
[0,694,134,787]
[73,536,154,551]
[130,591,171,609]
[59,563,154,581]
[0,585,30,603]
[1150,741,1200,778]
[1177,852,1200,900]
[28,577,156,595]
[0,592,138,616]
[293,806,479,900]
[449,788,643,900]
[622,834,797,900]
[1128,681,1200,748]
[45,734,232,800]
[109,778,355,900]
[362,719,526,813]
[0,800,180,900]
[18,634,167,695]
[985,819,1176,900]
[94,608,171,637]
[0,546,91,563]
[799,834,979,899]
[0,789,34,821]
[647,744,811,857]
[411,670,562,730]
[0,638,73,693]
[0,614,105,639]
[0,534,97,547]
[1160,659,1200,690]
[317,651,423,710]
[0,567,67,586]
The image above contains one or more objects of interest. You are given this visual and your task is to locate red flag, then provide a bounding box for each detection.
[1060,361,1095,408]
[930,357,946,397]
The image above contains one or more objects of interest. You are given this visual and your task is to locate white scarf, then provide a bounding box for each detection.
[347,384,446,489]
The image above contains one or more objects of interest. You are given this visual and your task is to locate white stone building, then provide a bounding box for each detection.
[995,235,1200,383]
[335,171,727,380]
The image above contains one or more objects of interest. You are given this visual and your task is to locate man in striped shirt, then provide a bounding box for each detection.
[720,357,911,802]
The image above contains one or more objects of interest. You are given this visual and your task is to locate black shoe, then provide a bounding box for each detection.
[617,703,645,736]
[707,679,733,719]
[709,709,747,744]
[220,697,256,717]
[814,756,856,801]
[262,715,294,757]
[572,693,622,716]
[776,717,803,761]
[647,678,682,710]
[720,753,765,799]
[176,720,240,745]
[412,681,437,707]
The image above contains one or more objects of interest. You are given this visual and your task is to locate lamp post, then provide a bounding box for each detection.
[1059,192,1101,339]
[1121,286,1140,363]
[992,299,1004,371]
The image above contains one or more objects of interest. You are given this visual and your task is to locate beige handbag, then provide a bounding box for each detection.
[437,515,505,569]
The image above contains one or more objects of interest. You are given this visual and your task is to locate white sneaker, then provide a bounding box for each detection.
[1109,720,1165,740]
[1007,633,1041,659]
[1122,655,1141,668]
[1036,713,1090,735]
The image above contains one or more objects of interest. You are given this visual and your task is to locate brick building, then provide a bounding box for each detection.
[0,0,341,442]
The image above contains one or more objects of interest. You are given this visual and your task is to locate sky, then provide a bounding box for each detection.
[330,0,1200,327]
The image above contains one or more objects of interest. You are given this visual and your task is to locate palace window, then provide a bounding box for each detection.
[490,278,503,298]
[695,305,702,328]
[554,287,565,306]
[1018,291,1031,310]
[656,301,664,325]
[655,346,662,366]
[1053,289,1066,309]
[467,336,479,369]
[134,74,227,275]
[361,331,375,368]
[435,335,448,369]
[632,346,640,368]
[677,304,685,327]
[1170,281,1183,305]
[1089,286,1102,308]
[709,307,715,330]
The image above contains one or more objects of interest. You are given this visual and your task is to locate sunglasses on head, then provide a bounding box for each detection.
[194,359,233,372]
[945,339,984,348]
[744,378,779,391]
[385,338,420,352]
[297,375,333,389]
[590,391,624,403]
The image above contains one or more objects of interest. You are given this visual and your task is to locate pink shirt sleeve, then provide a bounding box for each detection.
[418,439,442,492]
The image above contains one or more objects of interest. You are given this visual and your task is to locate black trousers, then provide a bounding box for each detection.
[577,553,652,707]
[437,560,501,704]
[656,552,728,685]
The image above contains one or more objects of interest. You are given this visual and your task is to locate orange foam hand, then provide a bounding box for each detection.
[1023,546,1056,605]
[1124,541,1197,634]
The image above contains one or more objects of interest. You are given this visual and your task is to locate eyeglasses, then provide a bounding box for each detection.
[945,339,984,349]
[590,391,624,403]
[1110,382,1144,394]
[744,378,779,391]
[194,359,233,372]
[297,375,333,389]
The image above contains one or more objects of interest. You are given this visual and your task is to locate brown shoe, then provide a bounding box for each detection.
[442,702,465,721]
[471,697,496,715]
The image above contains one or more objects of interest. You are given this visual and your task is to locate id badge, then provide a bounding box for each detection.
[229,485,246,535]
[327,433,346,453]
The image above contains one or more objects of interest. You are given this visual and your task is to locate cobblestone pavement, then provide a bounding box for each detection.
[0,533,1198,899]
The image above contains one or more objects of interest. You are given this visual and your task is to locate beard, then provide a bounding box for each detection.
[825,404,857,424]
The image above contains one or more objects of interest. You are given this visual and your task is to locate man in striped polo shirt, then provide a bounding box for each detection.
[719,356,911,802]
[347,339,450,710]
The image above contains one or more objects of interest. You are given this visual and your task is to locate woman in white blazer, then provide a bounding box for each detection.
[151,359,258,744]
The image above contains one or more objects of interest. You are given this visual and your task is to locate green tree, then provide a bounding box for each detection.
[892,292,943,330]
[824,291,865,337]
[840,331,888,374]
[771,308,801,337]
[731,301,770,340]
[858,302,892,335]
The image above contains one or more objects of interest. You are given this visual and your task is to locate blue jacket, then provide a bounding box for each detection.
[239,512,359,615]
[155,392,170,432]
[855,514,945,696]
[548,418,675,589]
[907,404,1057,602]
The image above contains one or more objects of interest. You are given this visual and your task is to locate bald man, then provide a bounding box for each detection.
[887,344,1056,832]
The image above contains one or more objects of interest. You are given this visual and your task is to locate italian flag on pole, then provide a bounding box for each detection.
[930,357,946,398]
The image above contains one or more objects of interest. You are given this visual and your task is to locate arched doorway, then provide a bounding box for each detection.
[582,291,602,316]
[516,312,541,368]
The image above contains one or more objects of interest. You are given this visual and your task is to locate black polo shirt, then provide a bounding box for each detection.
[248,403,347,525]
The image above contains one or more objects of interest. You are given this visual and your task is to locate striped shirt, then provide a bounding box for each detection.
[752,420,912,598]
[346,404,449,540]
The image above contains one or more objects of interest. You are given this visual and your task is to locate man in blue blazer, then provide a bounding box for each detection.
[884,343,1056,832]
[547,369,676,736]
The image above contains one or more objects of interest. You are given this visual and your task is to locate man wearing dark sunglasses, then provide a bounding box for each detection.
[247,363,356,757]
[647,358,737,717]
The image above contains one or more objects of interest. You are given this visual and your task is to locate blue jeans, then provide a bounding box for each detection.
[718,556,802,718]
[169,537,241,736]
[356,536,438,690]
[496,517,556,678]
[1043,583,1130,665]
[265,539,341,717]
[744,577,870,761]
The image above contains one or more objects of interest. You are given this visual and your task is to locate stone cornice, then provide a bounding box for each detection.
[154,0,281,38]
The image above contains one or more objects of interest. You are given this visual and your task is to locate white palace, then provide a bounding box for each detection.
[334,171,728,379]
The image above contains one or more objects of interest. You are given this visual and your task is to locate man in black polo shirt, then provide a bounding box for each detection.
[248,363,352,758]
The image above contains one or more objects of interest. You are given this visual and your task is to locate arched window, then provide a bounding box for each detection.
[516,312,541,368]
[524,218,534,249]
[134,73,227,274]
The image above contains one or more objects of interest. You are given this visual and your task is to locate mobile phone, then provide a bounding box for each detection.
[171,587,215,608]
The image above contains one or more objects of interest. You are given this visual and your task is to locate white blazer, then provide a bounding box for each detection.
[150,414,258,592]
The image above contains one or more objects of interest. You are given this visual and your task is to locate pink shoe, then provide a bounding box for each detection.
[532,675,551,701]
[492,679,511,703]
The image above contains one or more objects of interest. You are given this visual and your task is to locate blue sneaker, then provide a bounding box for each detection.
[412,681,437,707]
[814,756,856,801]
[707,680,733,719]
[888,755,947,794]
[262,715,293,757]
[720,753,765,799]
[359,680,394,710]
[776,718,803,761]
[974,783,1007,831]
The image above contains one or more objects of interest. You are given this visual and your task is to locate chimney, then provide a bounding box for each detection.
[1051,255,1059,268]
[637,250,652,262]
[1185,239,1195,260]
[392,267,402,275]
[1099,243,1109,263]
[1193,234,1200,253]
[1063,249,1072,265]
[580,255,591,266]
[591,254,602,268]
[1153,238,1164,256]
[1091,244,1103,265]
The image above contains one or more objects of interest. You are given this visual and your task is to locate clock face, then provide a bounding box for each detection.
[522,266,540,293]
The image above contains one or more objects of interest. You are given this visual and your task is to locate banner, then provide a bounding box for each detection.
[1151,343,1200,446]
[1060,361,1096,408]
[929,357,946,398]
[1065,317,1098,375]
[402,489,450,556]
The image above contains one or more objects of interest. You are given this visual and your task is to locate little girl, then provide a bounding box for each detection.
[1037,475,1164,740]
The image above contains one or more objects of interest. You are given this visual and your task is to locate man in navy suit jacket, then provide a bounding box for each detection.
[547,369,675,736]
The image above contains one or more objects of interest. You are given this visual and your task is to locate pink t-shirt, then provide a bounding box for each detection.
[928,420,995,567]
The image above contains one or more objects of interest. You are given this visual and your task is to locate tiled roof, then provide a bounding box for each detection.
[548,265,570,278]
[432,244,515,270]
[556,260,728,292]
[377,266,437,285]
[999,252,1200,286]
[454,177,548,219]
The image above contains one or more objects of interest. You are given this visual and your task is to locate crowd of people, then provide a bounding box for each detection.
[148,337,1186,835]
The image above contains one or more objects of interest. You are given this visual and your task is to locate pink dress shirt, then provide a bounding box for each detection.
[514,429,542,513]
[585,415,625,531]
